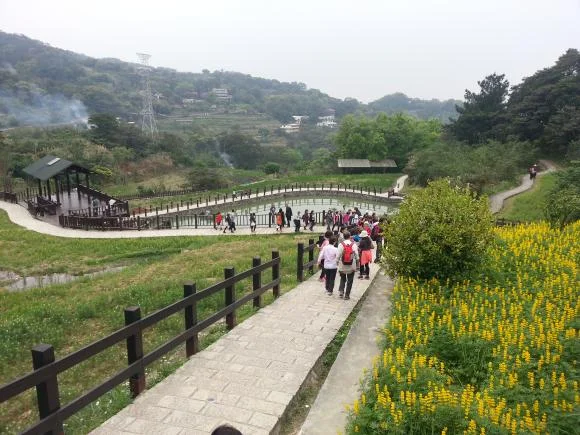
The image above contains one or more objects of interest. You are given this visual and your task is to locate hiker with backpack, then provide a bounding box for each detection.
[337,231,359,300]
[317,236,339,296]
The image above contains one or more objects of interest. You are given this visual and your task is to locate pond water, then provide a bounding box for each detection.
[0,266,126,292]
[232,196,399,216]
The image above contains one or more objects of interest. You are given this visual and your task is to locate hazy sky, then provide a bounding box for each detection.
[1,0,579,102]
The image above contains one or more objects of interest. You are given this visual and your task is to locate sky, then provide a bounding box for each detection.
[0,0,579,102]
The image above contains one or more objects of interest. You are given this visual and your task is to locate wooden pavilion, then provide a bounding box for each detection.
[21,155,128,221]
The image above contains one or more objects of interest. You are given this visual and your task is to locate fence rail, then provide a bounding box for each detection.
[0,191,17,203]
[59,211,332,231]
[118,182,392,202]
[297,237,321,282]
[0,251,281,435]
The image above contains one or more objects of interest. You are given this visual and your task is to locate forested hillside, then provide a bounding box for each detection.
[368,92,461,122]
[0,31,460,128]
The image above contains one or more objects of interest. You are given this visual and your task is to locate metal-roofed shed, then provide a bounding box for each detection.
[337,159,398,173]
[23,155,90,181]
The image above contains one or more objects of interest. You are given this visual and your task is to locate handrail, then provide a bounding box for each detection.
[297,237,320,281]
[117,182,387,201]
[0,251,281,434]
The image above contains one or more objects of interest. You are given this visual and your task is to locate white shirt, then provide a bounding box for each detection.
[318,244,339,269]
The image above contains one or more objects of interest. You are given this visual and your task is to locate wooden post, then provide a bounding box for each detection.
[252,257,262,309]
[308,239,314,275]
[156,208,160,230]
[224,267,236,330]
[66,172,71,195]
[176,214,179,229]
[124,307,145,398]
[184,282,199,357]
[31,344,63,435]
[297,243,304,282]
[272,250,280,298]
[194,214,198,229]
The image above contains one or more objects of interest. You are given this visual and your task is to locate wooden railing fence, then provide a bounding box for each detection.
[297,237,322,282]
[0,191,18,203]
[0,251,281,435]
[118,182,388,202]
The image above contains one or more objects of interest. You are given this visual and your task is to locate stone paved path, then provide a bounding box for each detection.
[299,271,394,435]
[488,160,557,214]
[92,264,380,435]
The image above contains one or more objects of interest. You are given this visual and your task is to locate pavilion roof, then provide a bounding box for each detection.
[22,155,90,181]
[337,159,397,168]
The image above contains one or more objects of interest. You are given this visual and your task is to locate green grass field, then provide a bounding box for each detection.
[497,172,556,221]
[0,211,320,433]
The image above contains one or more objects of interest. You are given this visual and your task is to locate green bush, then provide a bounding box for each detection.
[382,179,493,280]
[544,166,580,228]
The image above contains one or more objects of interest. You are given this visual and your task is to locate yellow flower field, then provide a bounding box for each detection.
[347,222,579,434]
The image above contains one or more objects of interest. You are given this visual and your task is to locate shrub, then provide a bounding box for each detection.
[544,166,580,227]
[263,162,280,175]
[382,179,493,280]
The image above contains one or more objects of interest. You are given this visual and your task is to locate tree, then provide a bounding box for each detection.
[263,162,280,175]
[382,179,493,281]
[88,113,121,145]
[450,73,510,144]
[507,49,580,156]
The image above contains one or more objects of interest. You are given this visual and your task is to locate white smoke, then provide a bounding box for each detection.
[0,85,89,127]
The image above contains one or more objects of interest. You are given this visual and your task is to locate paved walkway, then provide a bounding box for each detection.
[488,160,557,214]
[0,175,408,239]
[299,271,394,435]
[92,264,380,435]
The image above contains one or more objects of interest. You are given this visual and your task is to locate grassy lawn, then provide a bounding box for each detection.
[0,211,321,433]
[498,173,556,221]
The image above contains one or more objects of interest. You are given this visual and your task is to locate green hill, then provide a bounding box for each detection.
[0,31,461,129]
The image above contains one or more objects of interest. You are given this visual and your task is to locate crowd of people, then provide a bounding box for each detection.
[316,212,386,299]
[212,205,388,249]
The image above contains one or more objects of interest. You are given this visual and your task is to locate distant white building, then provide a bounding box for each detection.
[211,88,232,102]
[280,115,308,133]
[316,115,337,128]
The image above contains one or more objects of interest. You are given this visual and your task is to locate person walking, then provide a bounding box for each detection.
[269,204,276,225]
[285,205,293,228]
[293,211,302,232]
[302,209,309,230]
[215,211,223,231]
[276,208,284,232]
[308,210,315,231]
[337,231,359,300]
[317,236,339,296]
[325,210,333,231]
[249,212,257,233]
[358,230,374,279]
[317,230,333,282]
[228,209,237,233]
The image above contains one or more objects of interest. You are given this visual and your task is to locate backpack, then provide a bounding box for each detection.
[341,242,354,265]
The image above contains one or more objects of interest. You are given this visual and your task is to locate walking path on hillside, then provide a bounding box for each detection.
[488,160,557,214]
[0,175,408,239]
[299,271,394,435]
[92,264,380,435]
